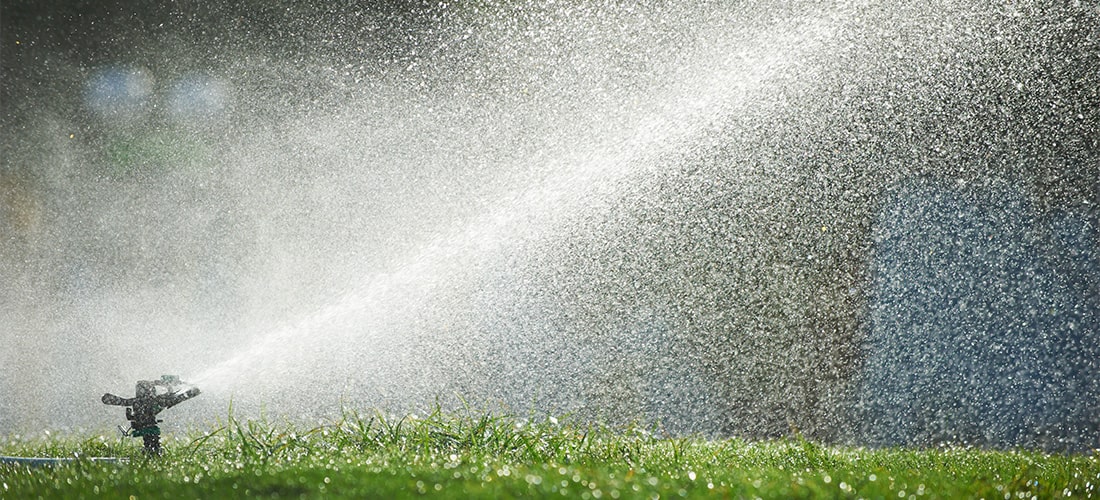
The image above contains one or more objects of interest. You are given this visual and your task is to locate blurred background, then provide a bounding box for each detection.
[2,0,1098,450]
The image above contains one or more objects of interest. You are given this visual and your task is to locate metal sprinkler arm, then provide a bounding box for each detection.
[160,387,200,409]
[101,393,135,406]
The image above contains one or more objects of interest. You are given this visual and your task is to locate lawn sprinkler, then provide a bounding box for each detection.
[102,375,200,455]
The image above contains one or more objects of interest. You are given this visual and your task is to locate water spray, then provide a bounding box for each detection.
[102,375,200,455]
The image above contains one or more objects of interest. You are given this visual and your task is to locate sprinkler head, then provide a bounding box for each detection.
[102,376,201,455]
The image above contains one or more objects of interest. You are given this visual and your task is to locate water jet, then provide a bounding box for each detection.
[2,0,1097,450]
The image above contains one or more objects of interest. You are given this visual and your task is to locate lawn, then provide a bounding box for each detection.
[2,408,1097,499]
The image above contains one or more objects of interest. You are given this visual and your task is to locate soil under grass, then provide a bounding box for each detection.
[2,409,1097,499]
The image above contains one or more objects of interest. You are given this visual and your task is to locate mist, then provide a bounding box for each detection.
[2,0,1097,450]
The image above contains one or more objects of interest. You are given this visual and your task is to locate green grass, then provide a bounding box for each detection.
[2,408,1098,499]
